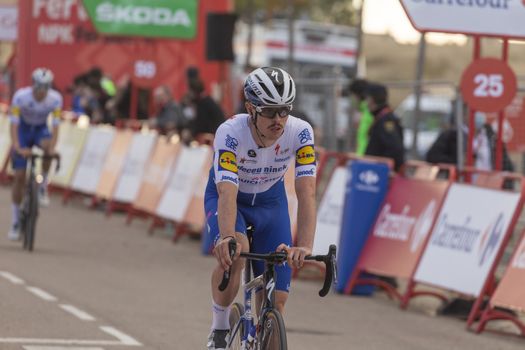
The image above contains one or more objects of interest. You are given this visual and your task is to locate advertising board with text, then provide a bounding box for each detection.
[82,0,197,39]
[312,167,347,256]
[490,233,525,311]
[71,126,115,194]
[0,5,17,41]
[358,177,449,279]
[400,0,525,38]
[16,0,230,100]
[415,183,521,296]
[113,132,157,203]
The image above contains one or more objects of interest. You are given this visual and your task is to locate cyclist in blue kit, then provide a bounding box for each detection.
[205,67,317,349]
[7,68,62,240]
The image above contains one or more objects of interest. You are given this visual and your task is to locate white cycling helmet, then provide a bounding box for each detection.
[244,67,296,106]
[32,68,54,89]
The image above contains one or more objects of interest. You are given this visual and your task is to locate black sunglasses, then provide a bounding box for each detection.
[253,104,292,119]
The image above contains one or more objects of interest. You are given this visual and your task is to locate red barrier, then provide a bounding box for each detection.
[401,168,525,330]
[476,228,525,336]
[345,161,454,300]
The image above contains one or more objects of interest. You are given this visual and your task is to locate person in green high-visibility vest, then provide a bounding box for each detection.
[349,79,374,156]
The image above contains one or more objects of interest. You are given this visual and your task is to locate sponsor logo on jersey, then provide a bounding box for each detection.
[218,150,238,173]
[239,157,257,164]
[274,144,281,155]
[297,169,315,177]
[275,156,291,163]
[298,128,312,144]
[220,175,238,184]
[248,149,257,157]
[296,145,316,166]
[225,134,239,151]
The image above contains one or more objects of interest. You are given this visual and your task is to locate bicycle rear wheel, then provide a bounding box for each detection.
[228,302,244,349]
[258,309,287,350]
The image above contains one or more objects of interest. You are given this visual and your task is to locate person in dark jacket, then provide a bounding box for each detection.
[425,127,459,164]
[180,68,225,144]
[365,83,405,171]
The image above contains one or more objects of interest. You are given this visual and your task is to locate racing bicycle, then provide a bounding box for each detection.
[219,229,337,350]
[19,153,60,251]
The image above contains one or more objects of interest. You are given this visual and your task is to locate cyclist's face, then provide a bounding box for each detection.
[247,103,290,139]
[33,85,49,102]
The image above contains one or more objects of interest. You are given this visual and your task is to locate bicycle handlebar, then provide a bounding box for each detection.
[218,239,337,297]
[29,153,61,172]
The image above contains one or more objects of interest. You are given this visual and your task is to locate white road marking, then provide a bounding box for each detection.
[24,347,105,350]
[0,338,120,345]
[59,304,96,321]
[0,271,25,284]
[100,326,142,346]
[26,286,58,302]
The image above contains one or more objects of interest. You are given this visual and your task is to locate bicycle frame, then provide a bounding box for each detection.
[20,153,60,251]
[220,238,337,349]
[229,256,282,349]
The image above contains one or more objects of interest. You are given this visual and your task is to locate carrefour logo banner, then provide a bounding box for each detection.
[83,0,197,39]
[400,0,525,38]
[414,183,521,296]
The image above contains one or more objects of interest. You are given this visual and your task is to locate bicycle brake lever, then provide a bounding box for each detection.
[218,238,237,292]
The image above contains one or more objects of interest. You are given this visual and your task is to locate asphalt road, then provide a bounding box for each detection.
[0,186,523,350]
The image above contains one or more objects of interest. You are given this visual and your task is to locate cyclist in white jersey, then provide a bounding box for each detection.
[7,68,62,240]
[205,67,317,349]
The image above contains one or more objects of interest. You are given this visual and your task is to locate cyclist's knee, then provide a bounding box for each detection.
[13,171,25,186]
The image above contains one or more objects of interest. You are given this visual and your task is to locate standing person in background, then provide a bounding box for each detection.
[180,67,225,144]
[349,79,374,156]
[473,112,514,172]
[7,68,62,240]
[365,83,405,172]
[149,85,185,137]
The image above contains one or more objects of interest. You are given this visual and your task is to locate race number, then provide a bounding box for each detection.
[460,58,516,113]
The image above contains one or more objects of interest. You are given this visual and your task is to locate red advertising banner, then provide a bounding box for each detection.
[356,177,449,279]
[16,0,231,104]
[490,233,525,311]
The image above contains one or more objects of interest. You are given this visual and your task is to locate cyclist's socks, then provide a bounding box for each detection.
[211,300,231,331]
[11,204,20,226]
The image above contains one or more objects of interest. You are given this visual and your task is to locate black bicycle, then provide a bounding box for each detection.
[218,233,337,350]
[19,153,60,251]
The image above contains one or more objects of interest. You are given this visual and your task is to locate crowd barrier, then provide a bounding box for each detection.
[2,113,525,340]
[477,227,525,336]
[344,161,456,300]
[0,116,11,184]
[403,167,525,330]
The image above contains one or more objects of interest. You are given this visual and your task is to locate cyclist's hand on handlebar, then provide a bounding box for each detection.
[16,147,33,158]
[277,244,312,269]
[213,236,241,271]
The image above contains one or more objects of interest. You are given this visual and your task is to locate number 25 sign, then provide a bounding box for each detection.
[460,58,517,113]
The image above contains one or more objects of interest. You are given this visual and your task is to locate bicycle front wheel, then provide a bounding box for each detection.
[24,181,39,252]
[228,302,244,349]
[258,309,287,350]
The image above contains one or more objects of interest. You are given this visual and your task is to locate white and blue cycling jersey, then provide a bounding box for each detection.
[9,86,62,127]
[204,113,316,292]
[9,86,63,170]
[208,113,316,201]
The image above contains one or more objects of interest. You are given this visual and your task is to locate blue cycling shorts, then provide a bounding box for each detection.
[11,121,51,170]
[204,175,292,292]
